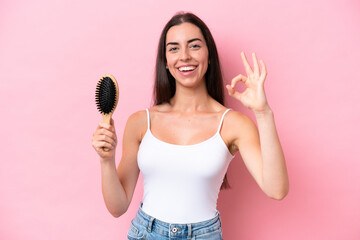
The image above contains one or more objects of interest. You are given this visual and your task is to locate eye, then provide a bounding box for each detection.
[189,44,201,50]
[168,47,179,52]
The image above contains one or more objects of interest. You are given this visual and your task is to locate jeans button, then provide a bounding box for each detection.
[171,227,177,233]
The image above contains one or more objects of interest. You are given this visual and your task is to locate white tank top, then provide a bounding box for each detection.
[137,108,234,223]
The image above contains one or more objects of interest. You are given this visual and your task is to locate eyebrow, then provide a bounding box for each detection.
[166,38,202,46]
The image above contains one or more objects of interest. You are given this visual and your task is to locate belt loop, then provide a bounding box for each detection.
[147,217,155,232]
[187,224,192,239]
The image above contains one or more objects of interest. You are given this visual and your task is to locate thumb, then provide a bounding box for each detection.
[110,118,116,129]
[226,85,235,95]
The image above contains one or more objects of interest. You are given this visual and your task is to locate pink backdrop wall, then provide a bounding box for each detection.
[1,0,359,239]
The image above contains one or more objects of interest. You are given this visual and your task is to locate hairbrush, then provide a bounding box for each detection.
[95,74,119,151]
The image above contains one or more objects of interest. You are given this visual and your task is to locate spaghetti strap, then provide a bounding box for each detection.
[145,108,150,130]
[217,109,231,133]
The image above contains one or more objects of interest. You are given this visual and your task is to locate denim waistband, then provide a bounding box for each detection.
[133,202,222,239]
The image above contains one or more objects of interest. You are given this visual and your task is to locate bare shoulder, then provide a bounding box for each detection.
[127,109,147,123]
[222,110,259,153]
[124,109,148,142]
[225,110,256,127]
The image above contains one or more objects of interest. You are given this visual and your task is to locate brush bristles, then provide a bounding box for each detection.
[95,76,117,114]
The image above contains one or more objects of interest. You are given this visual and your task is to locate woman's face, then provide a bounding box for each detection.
[165,22,209,88]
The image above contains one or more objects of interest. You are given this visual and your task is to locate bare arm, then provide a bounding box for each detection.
[254,108,288,199]
[226,52,289,200]
[229,109,289,200]
[92,111,145,217]
[100,156,128,217]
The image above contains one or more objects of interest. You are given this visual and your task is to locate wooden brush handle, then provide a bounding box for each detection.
[102,114,112,152]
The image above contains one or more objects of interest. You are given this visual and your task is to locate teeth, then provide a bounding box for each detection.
[179,66,196,72]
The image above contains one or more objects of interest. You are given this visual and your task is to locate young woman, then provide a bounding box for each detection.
[92,12,289,240]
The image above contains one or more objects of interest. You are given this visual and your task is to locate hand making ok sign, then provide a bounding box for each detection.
[226,52,270,113]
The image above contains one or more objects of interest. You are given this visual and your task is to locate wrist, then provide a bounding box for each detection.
[254,105,273,116]
[100,156,116,166]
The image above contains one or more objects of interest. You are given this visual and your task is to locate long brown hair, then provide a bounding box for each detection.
[153,12,231,190]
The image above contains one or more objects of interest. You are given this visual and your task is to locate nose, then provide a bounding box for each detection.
[180,48,191,61]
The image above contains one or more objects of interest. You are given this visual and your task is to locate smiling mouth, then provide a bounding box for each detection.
[178,66,197,72]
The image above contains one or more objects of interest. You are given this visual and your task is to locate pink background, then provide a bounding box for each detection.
[1,0,359,239]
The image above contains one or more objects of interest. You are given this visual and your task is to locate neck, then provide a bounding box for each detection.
[170,81,210,112]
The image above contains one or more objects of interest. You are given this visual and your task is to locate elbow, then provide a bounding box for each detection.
[269,192,287,200]
[263,177,289,200]
[110,208,126,218]
[268,187,289,200]
[110,211,123,218]
[108,205,128,218]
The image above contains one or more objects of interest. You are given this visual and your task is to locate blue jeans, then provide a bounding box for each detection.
[127,202,223,240]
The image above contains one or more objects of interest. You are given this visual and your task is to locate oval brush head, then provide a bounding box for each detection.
[95,75,118,116]
[95,74,119,151]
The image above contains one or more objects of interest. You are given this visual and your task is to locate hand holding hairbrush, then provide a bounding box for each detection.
[95,74,119,152]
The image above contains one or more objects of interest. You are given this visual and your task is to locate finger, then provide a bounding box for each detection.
[227,86,243,102]
[226,84,235,95]
[93,124,115,144]
[92,132,117,147]
[98,134,117,145]
[94,133,117,147]
[97,141,114,151]
[97,127,117,142]
[93,138,112,151]
[241,51,253,76]
[99,122,115,132]
[231,74,248,88]
[99,122,111,129]
[252,52,260,77]
[259,60,267,83]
